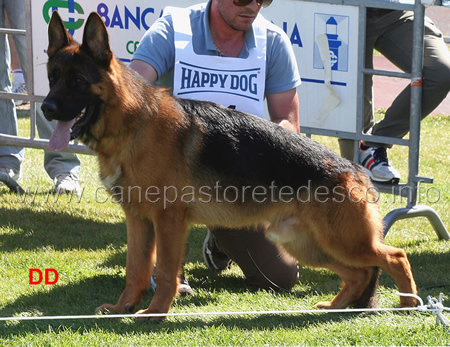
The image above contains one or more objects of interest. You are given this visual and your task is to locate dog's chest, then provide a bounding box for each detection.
[99,157,123,190]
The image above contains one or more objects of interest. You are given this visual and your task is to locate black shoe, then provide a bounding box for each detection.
[202,230,232,271]
[150,271,194,297]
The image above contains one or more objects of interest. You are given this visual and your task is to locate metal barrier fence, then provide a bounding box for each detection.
[0,0,448,240]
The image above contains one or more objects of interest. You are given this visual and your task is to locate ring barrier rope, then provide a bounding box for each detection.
[0,292,447,331]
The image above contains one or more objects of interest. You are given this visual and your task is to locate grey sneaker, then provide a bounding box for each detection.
[54,173,81,196]
[203,230,232,271]
[359,144,400,184]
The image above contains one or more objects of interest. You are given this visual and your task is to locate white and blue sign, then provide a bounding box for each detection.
[266,1,359,132]
[31,0,359,133]
[313,14,350,72]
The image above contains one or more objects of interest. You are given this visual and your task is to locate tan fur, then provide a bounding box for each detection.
[44,12,418,320]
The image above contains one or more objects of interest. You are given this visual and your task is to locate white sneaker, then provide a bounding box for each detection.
[54,173,81,196]
[359,144,400,184]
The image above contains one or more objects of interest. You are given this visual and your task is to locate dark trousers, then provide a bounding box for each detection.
[209,226,299,291]
[339,10,450,160]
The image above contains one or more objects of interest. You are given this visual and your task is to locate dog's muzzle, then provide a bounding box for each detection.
[41,100,58,121]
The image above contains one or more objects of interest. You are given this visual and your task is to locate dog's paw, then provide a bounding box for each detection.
[134,308,167,322]
[397,297,419,311]
[95,304,115,314]
[313,301,334,309]
[95,303,129,314]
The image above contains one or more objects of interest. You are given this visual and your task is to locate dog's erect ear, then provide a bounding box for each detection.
[47,11,74,58]
[81,12,112,67]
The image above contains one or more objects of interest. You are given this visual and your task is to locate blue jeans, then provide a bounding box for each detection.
[0,0,80,179]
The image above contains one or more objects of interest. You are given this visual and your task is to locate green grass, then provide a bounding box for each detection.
[0,110,449,345]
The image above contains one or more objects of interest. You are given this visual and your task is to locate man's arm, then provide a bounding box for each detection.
[129,59,158,84]
[266,88,300,133]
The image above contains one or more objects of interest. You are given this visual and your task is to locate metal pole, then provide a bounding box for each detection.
[25,0,37,140]
[354,4,367,163]
[407,0,425,207]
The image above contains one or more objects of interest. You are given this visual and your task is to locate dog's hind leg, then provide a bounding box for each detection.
[276,231,379,309]
[351,266,380,308]
[314,213,417,308]
[317,237,417,308]
[96,209,155,314]
[280,199,416,309]
[327,244,417,308]
[313,263,378,309]
[370,243,417,308]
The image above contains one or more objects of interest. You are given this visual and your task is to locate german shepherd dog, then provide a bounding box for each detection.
[42,12,417,318]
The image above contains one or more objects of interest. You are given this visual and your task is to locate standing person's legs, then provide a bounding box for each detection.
[0,1,24,178]
[5,0,81,182]
[369,11,450,141]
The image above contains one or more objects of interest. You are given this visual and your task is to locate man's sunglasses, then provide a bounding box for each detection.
[232,0,273,8]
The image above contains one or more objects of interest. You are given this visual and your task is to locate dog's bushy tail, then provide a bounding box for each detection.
[352,267,381,308]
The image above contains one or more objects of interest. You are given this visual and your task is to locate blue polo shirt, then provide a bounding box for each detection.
[132,1,300,95]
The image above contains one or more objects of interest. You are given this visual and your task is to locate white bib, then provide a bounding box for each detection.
[170,6,267,118]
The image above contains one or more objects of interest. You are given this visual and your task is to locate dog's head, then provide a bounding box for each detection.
[41,11,112,150]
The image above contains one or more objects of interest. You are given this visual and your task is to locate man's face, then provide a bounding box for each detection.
[215,0,261,32]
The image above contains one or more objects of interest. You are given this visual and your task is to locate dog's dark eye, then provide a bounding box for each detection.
[70,74,88,89]
[75,75,86,84]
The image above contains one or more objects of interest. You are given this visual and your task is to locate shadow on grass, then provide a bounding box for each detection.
[1,202,446,336]
[0,250,425,338]
[0,273,357,337]
[0,249,445,337]
[0,313,361,339]
[0,268,314,318]
[0,207,126,252]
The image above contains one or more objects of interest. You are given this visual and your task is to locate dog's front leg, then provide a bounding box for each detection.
[136,206,189,320]
[96,208,155,314]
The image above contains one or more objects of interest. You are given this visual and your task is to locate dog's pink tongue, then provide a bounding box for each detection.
[49,120,76,150]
